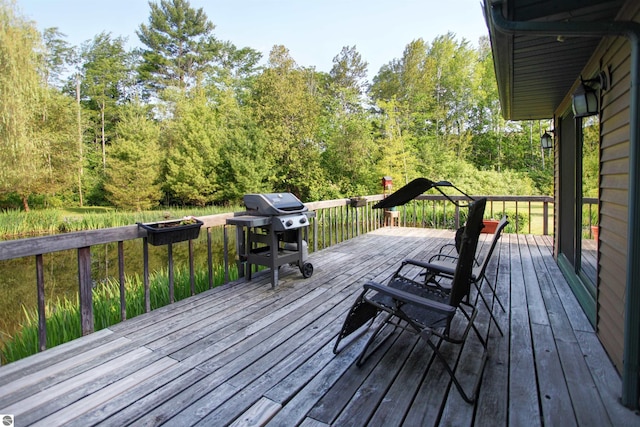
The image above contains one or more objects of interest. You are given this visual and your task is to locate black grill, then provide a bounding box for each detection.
[226,193,314,287]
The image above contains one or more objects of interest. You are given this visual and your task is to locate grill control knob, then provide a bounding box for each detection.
[285,219,293,227]
[299,217,307,224]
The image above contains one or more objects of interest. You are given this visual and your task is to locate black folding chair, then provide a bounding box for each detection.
[333,198,488,403]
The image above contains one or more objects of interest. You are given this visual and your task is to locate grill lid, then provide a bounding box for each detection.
[243,193,308,216]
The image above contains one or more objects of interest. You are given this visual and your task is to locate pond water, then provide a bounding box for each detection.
[0,228,234,345]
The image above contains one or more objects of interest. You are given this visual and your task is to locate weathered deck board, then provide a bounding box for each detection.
[1,227,638,427]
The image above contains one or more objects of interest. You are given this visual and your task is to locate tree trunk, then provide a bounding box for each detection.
[22,195,30,212]
[101,101,106,170]
[76,77,84,207]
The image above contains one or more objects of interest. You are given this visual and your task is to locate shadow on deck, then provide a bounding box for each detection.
[0,228,637,426]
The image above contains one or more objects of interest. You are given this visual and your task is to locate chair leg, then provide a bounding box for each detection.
[424,337,487,404]
[333,292,380,354]
[473,284,504,337]
[481,276,506,313]
[355,311,398,366]
[422,306,488,404]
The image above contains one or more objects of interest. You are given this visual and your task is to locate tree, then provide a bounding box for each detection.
[104,102,162,210]
[162,89,220,206]
[0,1,44,210]
[251,46,324,200]
[320,46,377,195]
[137,0,221,93]
[80,32,132,170]
[212,78,270,203]
[329,45,368,96]
[40,27,75,89]
[32,89,80,204]
[375,98,418,185]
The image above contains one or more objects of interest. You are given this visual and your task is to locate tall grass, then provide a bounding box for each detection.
[393,200,531,234]
[1,263,238,364]
[0,205,241,238]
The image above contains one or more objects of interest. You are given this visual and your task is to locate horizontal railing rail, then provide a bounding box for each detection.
[0,194,597,362]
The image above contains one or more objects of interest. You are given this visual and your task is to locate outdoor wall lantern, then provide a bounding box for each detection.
[540,130,554,150]
[572,71,609,118]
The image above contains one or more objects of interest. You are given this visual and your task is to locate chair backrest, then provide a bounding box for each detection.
[475,215,509,280]
[449,198,486,307]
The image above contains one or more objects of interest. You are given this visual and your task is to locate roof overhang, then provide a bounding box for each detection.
[483,0,625,120]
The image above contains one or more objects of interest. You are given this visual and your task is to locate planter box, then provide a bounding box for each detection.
[482,219,499,234]
[350,197,367,208]
[138,217,203,246]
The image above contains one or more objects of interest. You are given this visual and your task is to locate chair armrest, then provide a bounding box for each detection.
[428,253,459,263]
[363,280,456,316]
[403,257,437,269]
[437,243,457,254]
[404,257,456,277]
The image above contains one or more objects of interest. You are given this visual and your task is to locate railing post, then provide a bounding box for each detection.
[168,243,174,303]
[77,246,94,336]
[543,200,549,235]
[189,239,195,296]
[118,241,126,321]
[36,254,46,351]
[222,226,228,284]
[143,238,150,313]
[314,213,318,252]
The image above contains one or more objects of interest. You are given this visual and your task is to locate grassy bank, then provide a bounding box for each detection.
[0,205,241,239]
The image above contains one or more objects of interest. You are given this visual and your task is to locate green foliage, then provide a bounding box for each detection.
[79,32,134,171]
[212,82,270,203]
[6,4,567,212]
[137,0,221,92]
[104,101,163,210]
[251,46,325,200]
[0,2,46,210]
[163,89,220,205]
[493,210,528,234]
[583,118,600,198]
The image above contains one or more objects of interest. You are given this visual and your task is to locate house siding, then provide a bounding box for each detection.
[597,9,637,372]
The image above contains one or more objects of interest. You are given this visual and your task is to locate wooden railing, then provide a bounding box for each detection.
[1,194,594,357]
[0,213,233,354]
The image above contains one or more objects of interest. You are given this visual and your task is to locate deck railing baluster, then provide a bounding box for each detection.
[143,238,150,313]
[78,246,93,336]
[189,240,195,296]
[118,241,126,321]
[212,228,218,287]
[36,254,46,352]
[544,200,549,235]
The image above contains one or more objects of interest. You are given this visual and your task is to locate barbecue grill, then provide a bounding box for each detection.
[226,193,314,288]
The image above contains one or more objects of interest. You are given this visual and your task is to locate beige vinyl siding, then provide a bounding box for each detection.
[597,27,633,373]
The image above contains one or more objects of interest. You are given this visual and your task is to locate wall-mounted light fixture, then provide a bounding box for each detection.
[540,129,555,150]
[571,71,609,118]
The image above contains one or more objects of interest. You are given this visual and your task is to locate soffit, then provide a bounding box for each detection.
[484,0,625,120]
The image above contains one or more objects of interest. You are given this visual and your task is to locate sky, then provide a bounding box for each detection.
[17,0,489,80]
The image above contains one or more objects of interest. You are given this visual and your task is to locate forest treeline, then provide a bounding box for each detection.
[1,0,556,212]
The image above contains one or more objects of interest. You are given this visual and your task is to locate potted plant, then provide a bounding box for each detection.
[138,216,203,246]
[350,197,367,208]
[591,225,599,240]
[482,218,500,234]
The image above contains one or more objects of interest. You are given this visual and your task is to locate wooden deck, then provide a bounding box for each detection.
[1,228,638,426]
